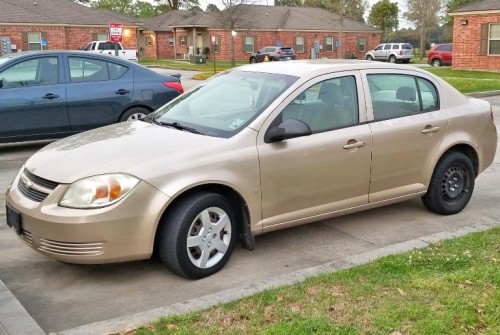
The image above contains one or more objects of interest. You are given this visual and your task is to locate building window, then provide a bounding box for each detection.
[168,36,174,46]
[358,37,366,52]
[27,32,42,51]
[295,36,305,53]
[213,35,220,53]
[97,33,108,41]
[180,36,186,46]
[489,24,500,55]
[244,36,254,53]
[325,36,333,52]
[145,36,152,47]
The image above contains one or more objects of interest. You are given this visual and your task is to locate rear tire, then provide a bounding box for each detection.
[157,192,237,279]
[120,107,150,122]
[422,152,475,215]
[389,55,397,63]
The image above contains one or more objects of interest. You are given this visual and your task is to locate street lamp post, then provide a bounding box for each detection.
[231,30,237,67]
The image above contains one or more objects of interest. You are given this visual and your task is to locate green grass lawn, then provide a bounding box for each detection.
[141,58,500,94]
[133,227,500,335]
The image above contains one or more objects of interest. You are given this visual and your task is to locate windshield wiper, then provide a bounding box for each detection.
[152,120,203,135]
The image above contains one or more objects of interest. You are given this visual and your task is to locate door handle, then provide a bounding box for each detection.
[42,93,59,100]
[115,89,130,95]
[421,125,440,134]
[343,140,366,150]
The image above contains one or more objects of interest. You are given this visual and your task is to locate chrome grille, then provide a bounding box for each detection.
[39,239,104,256]
[18,169,60,202]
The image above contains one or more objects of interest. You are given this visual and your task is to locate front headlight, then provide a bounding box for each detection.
[59,174,140,209]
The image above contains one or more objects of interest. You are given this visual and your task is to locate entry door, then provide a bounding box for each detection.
[0,55,69,141]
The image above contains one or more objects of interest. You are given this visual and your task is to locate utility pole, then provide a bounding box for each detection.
[338,0,344,59]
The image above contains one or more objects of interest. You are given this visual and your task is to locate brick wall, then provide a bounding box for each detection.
[452,14,500,70]
[206,30,381,62]
[0,24,138,53]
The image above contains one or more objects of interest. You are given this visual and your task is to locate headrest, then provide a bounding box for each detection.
[319,82,342,105]
[396,86,416,102]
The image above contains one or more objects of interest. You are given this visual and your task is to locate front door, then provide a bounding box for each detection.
[0,55,69,142]
[257,73,372,227]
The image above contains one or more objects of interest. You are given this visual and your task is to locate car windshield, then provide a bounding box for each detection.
[150,70,297,138]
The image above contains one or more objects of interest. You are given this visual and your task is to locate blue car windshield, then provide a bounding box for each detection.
[151,70,297,138]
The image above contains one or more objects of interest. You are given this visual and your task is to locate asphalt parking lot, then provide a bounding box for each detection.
[0,85,499,334]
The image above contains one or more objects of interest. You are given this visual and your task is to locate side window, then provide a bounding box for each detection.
[0,57,58,88]
[279,76,359,133]
[384,44,391,50]
[392,44,400,50]
[108,62,128,80]
[368,74,438,121]
[417,77,439,111]
[375,45,383,51]
[69,57,109,83]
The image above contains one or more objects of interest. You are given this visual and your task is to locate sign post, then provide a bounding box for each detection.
[109,22,123,56]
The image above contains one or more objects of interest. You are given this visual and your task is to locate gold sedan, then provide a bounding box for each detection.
[5,60,497,278]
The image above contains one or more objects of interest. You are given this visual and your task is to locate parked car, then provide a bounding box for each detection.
[249,46,296,63]
[0,51,183,143]
[6,60,497,279]
[427,43,453,67]
[83,41,138,62]
[365,43,414,63]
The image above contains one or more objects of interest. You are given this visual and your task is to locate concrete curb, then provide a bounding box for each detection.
[466,90,500,98]
[56,220,500,335]
[0,280,45,335]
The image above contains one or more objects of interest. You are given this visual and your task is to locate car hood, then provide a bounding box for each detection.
[25,121,228,184]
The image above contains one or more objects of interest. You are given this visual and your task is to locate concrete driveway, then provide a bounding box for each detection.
[0,96,499,335]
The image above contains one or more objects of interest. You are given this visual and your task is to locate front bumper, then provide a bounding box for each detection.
[5,171,170,264]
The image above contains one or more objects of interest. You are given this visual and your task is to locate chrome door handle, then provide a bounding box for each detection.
[343,140,366,150]
[421,126,440,134]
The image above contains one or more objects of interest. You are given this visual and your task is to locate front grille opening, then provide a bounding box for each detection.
[18,169,60,202]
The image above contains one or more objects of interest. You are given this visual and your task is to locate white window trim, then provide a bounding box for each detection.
[296,36,304,53]
[488,23,500,55]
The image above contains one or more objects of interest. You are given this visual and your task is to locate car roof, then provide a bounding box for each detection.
[0,50,133,64]
[236,59,426,78]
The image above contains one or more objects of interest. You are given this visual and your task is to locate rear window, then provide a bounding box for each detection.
[280,48,294,53]
[402,44,413,50]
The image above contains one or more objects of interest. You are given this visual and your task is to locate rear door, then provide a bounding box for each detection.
[64,55,134,131]
[363,70,448,203]
[0,54,69,142]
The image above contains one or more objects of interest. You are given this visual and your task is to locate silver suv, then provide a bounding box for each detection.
[365,43,413,63]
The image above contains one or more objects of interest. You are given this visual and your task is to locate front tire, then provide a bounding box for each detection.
[157,192,237,279]
[366,55,373,61]
[249,57,256,64]
[431,58,442,67]
[422,152,475,215]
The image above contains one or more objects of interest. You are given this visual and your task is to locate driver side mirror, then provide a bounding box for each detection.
[265,118,312,143]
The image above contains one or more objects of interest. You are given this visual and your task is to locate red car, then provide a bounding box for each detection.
[427,43,452,67]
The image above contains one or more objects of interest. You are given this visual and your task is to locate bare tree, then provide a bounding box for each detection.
[215,1,255,66]
[404,0,441,59]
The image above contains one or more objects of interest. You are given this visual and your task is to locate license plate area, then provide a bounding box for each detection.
[6,205,22,234]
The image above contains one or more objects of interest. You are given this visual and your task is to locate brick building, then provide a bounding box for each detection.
[140,5,382,62]
[450,0,500,70]
[0,0,140,56]
[0,1,381,62]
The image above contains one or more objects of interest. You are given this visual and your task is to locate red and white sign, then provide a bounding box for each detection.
[109,22,123,42]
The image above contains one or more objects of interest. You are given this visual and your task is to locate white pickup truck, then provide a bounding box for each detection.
[83,41,138,62]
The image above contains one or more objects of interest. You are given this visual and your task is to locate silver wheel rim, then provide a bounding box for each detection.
[432,59,440,67]
[127,112,146,121]
[186,207,232,269]
[390,56,396,63]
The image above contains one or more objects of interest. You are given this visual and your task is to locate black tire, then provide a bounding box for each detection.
[402,60,410,64]
[157,192,237,279]
[120,107,150,122]
[389,55,397,63]
[422,152,475,215]
[366,55,373,61]
[249,57,256,64]
[431,58,442,67]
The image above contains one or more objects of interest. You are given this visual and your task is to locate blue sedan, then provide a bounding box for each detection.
[0,51,184,143]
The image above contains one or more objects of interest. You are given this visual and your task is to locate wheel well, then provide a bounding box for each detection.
[441,144,479,177]
[154,184,252,251]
